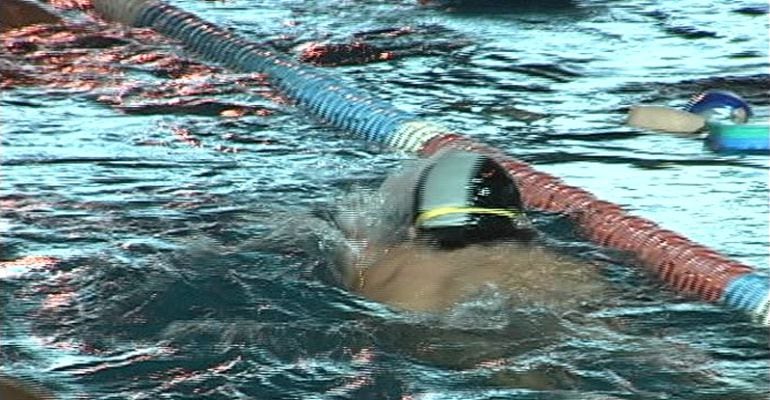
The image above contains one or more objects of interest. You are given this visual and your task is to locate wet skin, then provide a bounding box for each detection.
[345,238,607,313]
[0,376,53,400]
[0,0,60,32]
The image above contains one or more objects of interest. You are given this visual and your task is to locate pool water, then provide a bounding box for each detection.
[1,0,768,399]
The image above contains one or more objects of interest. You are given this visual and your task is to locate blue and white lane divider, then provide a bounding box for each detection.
[723,274,770,325]
[92,0,450,153]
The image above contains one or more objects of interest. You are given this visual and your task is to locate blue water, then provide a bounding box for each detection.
[1,0,768,399]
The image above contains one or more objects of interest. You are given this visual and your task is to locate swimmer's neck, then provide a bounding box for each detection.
[412,237,535,252]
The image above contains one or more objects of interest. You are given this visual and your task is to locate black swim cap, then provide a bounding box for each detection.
[413,150,534,248]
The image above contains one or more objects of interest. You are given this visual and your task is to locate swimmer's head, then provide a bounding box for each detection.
[412,150,535,248]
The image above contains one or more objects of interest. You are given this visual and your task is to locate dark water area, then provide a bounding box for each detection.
[1,0,768,399]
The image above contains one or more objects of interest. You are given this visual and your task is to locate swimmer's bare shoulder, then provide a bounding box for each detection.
[354,241,607,313]
[0,375,54,400]
[0,0,61,32]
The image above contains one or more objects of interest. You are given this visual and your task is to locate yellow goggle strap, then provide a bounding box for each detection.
[415,206,524,227]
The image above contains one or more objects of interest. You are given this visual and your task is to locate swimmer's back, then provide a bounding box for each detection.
[355,241,606,313]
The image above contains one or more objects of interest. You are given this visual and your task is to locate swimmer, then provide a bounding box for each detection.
[0,0,60,32]
[329,149,607,313]
[0,375,53,400]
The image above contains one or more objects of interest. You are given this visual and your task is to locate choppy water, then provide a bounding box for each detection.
[1,0,768,399]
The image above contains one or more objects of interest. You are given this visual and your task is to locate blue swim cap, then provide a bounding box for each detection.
[684,90,753,123]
